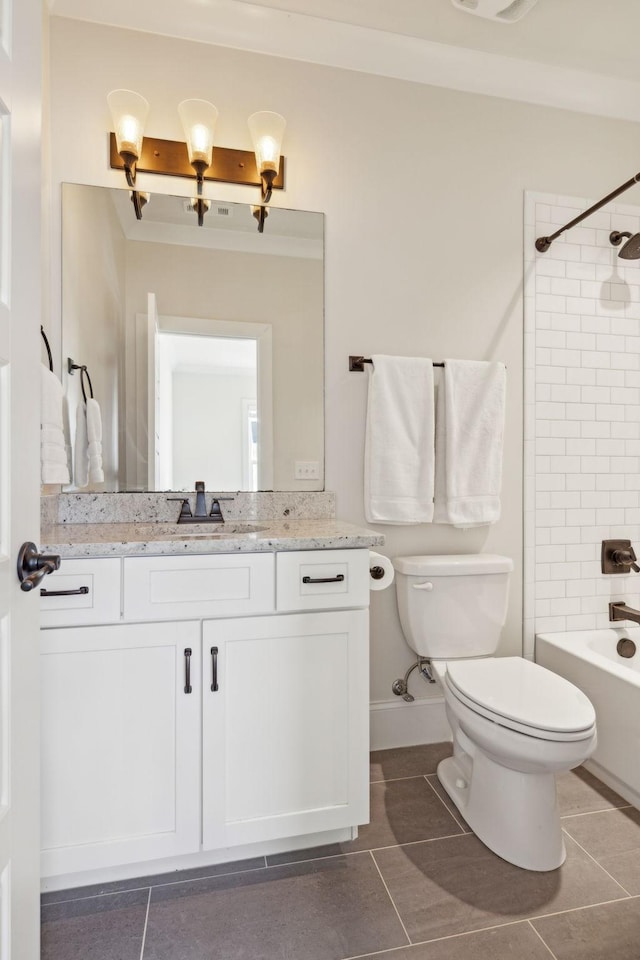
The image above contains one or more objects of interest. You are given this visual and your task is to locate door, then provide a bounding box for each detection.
[0,0,43,956]
[40,622,201,877]
[146,291,160,488]
[202,610,369,850]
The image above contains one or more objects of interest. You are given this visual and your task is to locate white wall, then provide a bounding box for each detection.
[525,192,640,656]
[49,16,640,733]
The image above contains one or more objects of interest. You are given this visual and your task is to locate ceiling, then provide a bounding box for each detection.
[48,0,640,122]
[49,0,640,82]
[230,0,640,82]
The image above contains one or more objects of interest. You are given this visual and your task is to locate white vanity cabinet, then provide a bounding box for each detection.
[40,620,201,878]
[40,547,371,883]
[202,610,369,849]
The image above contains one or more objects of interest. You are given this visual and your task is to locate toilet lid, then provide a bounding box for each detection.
[445,658,596,739]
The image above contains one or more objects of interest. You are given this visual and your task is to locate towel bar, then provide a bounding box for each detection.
[348,356,505,372]
[349,356,445,372]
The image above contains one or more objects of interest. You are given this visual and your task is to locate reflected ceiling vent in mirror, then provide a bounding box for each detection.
[108,91,286,233]
[450,0,539,22]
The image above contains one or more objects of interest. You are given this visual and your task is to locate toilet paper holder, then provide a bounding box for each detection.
[370,565,385,580]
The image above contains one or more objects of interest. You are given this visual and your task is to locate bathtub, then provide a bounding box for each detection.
[536,628,640,809]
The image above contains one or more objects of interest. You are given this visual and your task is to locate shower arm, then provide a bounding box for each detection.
[535,171,640,253]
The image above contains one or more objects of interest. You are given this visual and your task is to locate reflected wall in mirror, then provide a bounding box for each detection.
[61,183,324,492]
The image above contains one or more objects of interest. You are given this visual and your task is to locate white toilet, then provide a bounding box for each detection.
[392,553,597,872]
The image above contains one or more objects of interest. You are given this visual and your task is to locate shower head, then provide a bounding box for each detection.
[610,230,640,260]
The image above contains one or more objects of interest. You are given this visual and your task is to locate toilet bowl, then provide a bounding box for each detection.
[392,554,597,871]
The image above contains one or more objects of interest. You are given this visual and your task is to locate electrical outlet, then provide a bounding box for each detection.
[295,461,321,480]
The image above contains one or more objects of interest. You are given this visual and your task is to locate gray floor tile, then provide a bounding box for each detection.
[348,776,464,852]
[425,774,470,831]
[370,742,453,782]
[557,766,627,817]
[374,832,625,943]
[532,897,640,959]
[143,851,409,960]
[266,843,348,867]
[41,889,149,960]
[267,776,463,866]
[363,920,555,960]
[41,856,266,905]
[562,806,640,893]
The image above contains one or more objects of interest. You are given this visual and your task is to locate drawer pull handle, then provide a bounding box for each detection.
[210,646,219,692]
[184,648,192,694]
[302,574,345,584]
[40,586,90,597]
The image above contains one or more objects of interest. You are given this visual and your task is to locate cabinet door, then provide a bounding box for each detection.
[202,610,369,850]
[41,621,201,877]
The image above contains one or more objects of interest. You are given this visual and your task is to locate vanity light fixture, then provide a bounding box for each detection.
[108,94,286,232]
[177,99,218,226]
[107,89,150,221]
[247,111,286,233]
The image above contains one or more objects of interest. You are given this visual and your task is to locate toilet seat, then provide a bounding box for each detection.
[445,657,596,742]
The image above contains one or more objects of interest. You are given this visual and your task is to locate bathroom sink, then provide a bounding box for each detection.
[153,522,267,539]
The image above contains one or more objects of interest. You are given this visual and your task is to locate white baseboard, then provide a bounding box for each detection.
[370,697,450,751]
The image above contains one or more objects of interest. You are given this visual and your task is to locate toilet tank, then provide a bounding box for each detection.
[392,554,513,660]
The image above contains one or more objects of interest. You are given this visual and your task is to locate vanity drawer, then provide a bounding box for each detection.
[276,549,370,611]
[40,558,122,627]
[123,554,275,621]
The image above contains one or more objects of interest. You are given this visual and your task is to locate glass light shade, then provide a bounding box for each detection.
[247,111,286,176]
[178,99,219,167]
[107,89,149,160]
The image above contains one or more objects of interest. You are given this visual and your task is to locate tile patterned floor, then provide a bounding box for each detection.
[41,743,640,960]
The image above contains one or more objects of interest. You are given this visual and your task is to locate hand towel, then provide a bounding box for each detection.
[434,359,506,527]
[364,355,435,524]
[74,402,89,488]
[86,397,104,484]
[41,364,70,484]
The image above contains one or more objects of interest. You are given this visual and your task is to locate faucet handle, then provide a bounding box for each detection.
[209,496,234,520]
[167,497,193,521]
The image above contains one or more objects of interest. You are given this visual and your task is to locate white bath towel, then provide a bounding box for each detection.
[86,398,104,484]
[41,364,70,484]
[74,402,89,488]
[434,359,506,527]
[364,355,435,524]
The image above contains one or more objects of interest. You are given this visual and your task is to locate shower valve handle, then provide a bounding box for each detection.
[612,547,640,573]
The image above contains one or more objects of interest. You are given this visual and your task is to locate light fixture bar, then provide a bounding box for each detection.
[109,133,285,190]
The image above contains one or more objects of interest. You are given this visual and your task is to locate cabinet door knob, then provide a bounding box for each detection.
[210,646,219,692]
[184,648,193,694]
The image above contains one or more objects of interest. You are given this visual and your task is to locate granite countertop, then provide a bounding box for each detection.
[41,519,385,558]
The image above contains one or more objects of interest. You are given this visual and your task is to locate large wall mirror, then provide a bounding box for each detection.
[61,183,324,492]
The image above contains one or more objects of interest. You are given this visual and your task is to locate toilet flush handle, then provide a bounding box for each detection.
[412,581,434,591]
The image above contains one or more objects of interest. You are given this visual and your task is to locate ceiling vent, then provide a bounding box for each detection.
[450,0,539,23]
[182,200,233,218]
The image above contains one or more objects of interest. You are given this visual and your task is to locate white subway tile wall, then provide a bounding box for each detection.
[524,192,640,657]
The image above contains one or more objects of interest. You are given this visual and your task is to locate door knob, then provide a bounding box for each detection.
[17,542,61,592]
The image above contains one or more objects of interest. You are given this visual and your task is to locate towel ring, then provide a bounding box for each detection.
[41,326,53,373]
[67,358,94,403]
